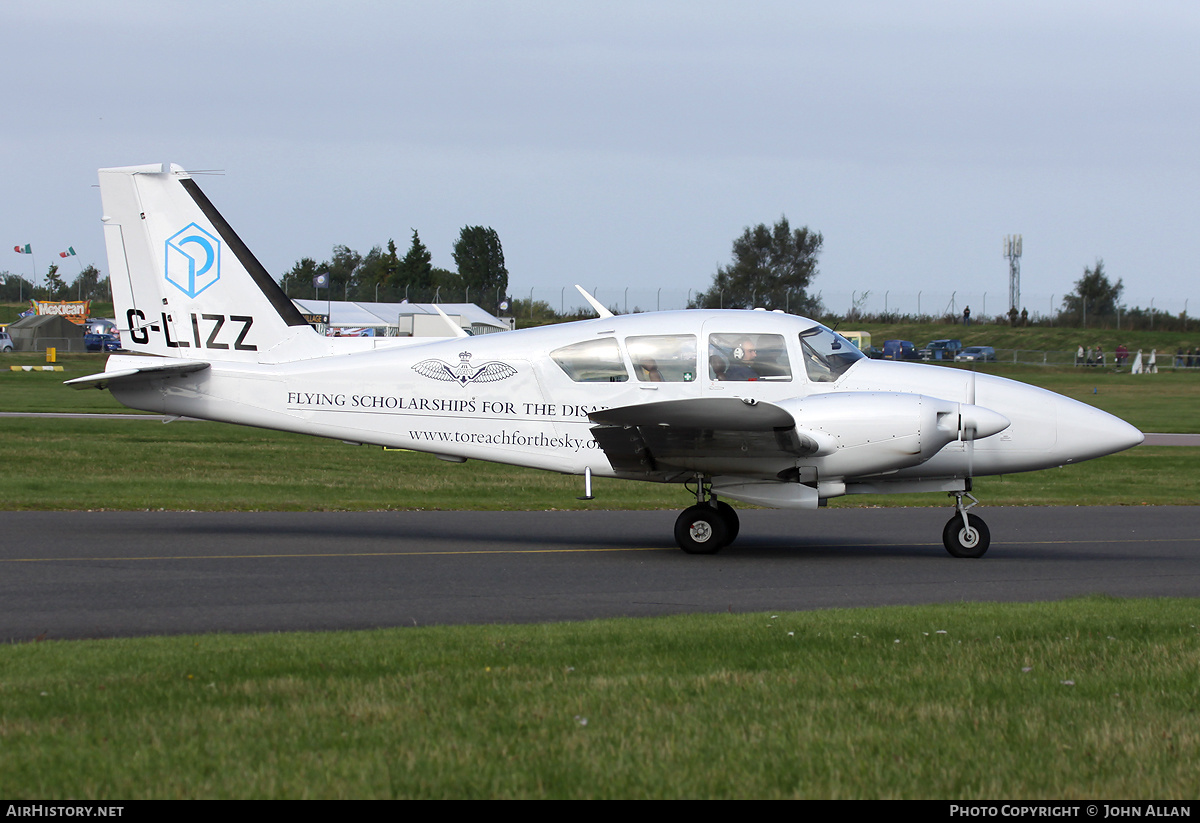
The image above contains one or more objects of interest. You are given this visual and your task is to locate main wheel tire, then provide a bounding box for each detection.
[943,513,990,558]
[715,501,740,544]
[675,505,728,554]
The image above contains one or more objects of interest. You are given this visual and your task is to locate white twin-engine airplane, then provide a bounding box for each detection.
[70,163,1144,557]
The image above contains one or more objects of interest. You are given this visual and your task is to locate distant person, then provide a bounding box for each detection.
[963,306,971,327]
[1020,307,1028,326]
[1076,345,1085,367]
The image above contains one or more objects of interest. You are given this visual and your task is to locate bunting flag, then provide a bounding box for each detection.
[13,244,31,254]
[59,247,76,258]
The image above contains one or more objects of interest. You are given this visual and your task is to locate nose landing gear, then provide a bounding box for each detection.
[943,491,990,558]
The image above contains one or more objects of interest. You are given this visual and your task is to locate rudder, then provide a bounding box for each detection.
[99,163,321,362]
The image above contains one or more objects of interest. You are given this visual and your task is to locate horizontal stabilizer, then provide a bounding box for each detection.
[64,360,211,391]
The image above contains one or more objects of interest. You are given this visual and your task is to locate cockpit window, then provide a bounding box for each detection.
[626,334,697,382]
[708,333,792,381]
[550,337,629,382]
[798,325,864,382]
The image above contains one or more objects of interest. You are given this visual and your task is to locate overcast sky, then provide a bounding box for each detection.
[4,1,1197,317]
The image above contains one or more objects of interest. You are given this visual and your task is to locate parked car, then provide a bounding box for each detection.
[920,339,963,361]
[955,346,996,362]
[84,318,119,336]
[882,339,918,361]
[0,331,12,352]
[85,332,123,352]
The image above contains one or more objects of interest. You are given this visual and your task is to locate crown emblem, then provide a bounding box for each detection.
[413,353,518,386]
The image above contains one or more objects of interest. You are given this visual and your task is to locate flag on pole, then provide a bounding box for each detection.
[313,272,330,288]
[59,247,76,258]
[13,244,31,254]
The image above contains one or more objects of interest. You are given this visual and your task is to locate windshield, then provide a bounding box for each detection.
[798,325,864,382]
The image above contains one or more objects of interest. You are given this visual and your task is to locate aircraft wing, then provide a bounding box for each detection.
[64,360,212,391]
[589,397,821,478]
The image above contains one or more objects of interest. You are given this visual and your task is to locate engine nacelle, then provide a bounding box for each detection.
[776,391,1007,480]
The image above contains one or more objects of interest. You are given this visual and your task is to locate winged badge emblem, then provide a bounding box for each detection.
[412,351,518,386]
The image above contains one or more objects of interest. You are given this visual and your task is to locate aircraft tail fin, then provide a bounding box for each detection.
[98,163,323,362]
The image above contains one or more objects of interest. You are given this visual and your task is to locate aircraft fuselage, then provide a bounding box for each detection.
[105,309,1141,506]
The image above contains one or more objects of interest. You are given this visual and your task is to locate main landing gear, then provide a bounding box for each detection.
[672,481,991,558]
[943,491,990,558]
[674,479,739,554]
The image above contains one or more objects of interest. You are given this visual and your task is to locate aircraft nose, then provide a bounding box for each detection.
[1056,397,1144,462]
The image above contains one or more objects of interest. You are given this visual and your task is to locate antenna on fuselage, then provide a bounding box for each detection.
[575,285,614,319]
[432,303,469,338]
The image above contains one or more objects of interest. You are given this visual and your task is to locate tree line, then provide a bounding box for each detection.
[278,227,509,315]
[3,216,1178,334]
[0,264,107,303]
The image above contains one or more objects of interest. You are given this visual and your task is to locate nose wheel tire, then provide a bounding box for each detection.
[943,513,990,558]
[675,505,729,554]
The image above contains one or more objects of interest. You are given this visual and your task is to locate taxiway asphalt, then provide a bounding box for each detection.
[2,506,1197,641]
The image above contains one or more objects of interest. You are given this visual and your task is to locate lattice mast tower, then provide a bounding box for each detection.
[1004,234,1022,314]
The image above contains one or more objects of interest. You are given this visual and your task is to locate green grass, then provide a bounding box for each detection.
[2,598,1197,799]
[1,353,139,413]
[3,325,1197,800]
[0,417,683,511]
[983,367,1200,433]
[1,417,1192,510]
[848,320,1200,356]
[832,446,1199,508]
[2,354,1196,511]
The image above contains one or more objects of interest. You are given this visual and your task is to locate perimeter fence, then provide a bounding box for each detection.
[959,349,1199,368]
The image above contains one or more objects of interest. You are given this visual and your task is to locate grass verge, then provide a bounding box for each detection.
[1,417,1192,509]
[1,597,1197,799]
[2,353,1195,510]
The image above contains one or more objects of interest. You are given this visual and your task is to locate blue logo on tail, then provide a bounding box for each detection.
[165,223,221,297]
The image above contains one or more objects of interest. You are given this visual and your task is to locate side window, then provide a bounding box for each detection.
[708,333,792,381]
[626,335,697,382]
[550,337,629,382]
